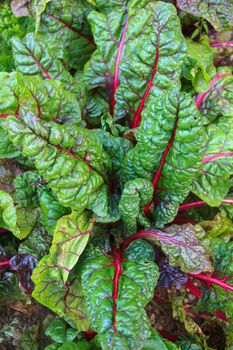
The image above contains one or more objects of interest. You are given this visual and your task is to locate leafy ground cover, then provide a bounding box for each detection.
[0,0,233,349]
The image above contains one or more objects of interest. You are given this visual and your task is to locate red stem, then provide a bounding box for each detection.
[186,280,201,298]
[112,246,122,333]
[211,41,233,48]
[188,273,233,292]
[0,260,10,267]
[178,198,233,212]
[132,39,160,128]
[111,16,129,116]
[0,228,9,234]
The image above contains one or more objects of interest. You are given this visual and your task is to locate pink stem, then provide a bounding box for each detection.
[178,198,233,212]
[211,41,233,48]
[112,246,122,333]
[188,273,233,292]
[203,152,233,164]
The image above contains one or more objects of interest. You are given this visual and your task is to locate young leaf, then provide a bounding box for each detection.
[119,178,153,233]
[192,117,233,206]
[177,0,233,31]
[80,240,159,349]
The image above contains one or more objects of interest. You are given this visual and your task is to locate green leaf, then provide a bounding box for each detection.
[0,189,39,239]
[17,324,40,350]
[32,256,89,331]
[177,0,233,31]
[122,90,205,227]
[38,0,95,69]
[80,240,159,350]
[142,328,179,350]
[3,113,109,215]
[40,191,70,235]
[0,123,20,159]
[11,33,74,90]
[192,117,233,206]
[119,178,153,233]
[0,72,81,124]
[13,171,43,208]
[19,224,52,259]
[45,318,76,344]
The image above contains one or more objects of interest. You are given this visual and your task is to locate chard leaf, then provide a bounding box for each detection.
[122,90,205,227]
[177,0,233,31]
[0,123,20,158]
[114,1,186,124]
[32,256,89,331]
[0,190,39,239]
[19,224,52,259]
[3,113,110,215]
[125,224,212,273]
[199,211,233,242]
[119,178,153,233]
[39,0,95,69]
[192,117,233,206]
[0,72,81,124]
[80,240,159,350]
[40,191,70,235]
[13,171,44,208]
[196,75,233,125]
[11,33,74,90]
[85,1,185,122]
[142,328,180,350]
[50,211,94,283]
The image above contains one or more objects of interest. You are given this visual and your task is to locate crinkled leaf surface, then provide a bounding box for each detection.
[119,178,153,233]
[11,33,74,90]
[0,72,81,123]
[3,113,109,215]
[126,224,212,273]
[122,90,205,227]
[177,0,233,31]
[142,328,180,350]
[40,191,70,235]
[114,1,186,123]
[79,240,159,350]
[39,0,95,69]
[196,75,233,125]
[192,117,233,206]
